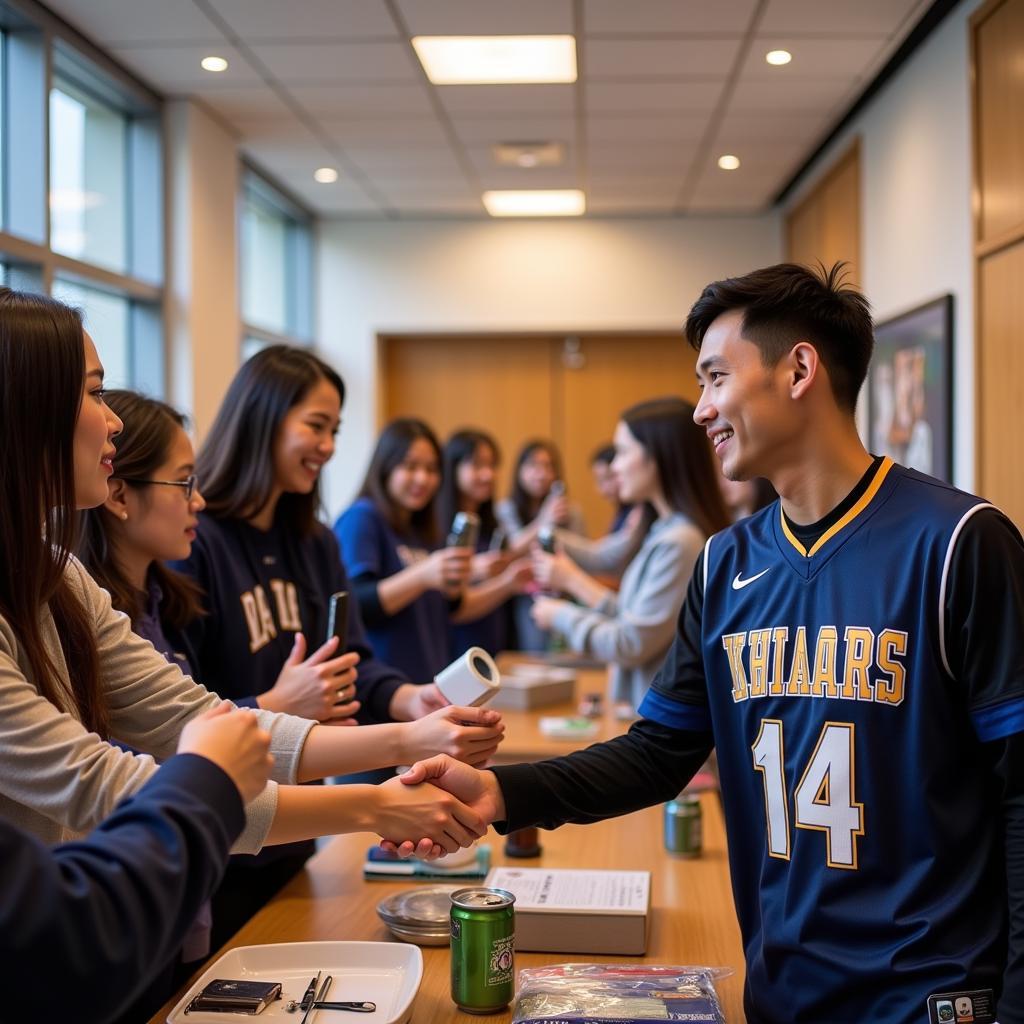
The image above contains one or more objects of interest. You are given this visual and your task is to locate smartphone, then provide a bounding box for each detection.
[326,591,349,651]
[447,511,480,550]
[538,525,557,553]
[549,480,565,498]
[327,591,352,704]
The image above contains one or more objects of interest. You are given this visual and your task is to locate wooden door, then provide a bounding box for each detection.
[380,332,698,533]
[555,335,700,532]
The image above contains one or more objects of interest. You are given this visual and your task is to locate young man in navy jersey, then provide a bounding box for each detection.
[391,263,1024,1024]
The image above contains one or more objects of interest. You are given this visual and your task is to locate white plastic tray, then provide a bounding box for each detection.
[166,941,422,1024]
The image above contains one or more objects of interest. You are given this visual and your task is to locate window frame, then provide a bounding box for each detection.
[239,162,315,360]
[0,0,165,392]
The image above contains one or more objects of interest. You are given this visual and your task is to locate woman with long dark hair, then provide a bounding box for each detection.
[0,290,495,1009]
[531,397,730,710]
[440,429,529,657]
[335,419,530,680]
[171,351,504,946]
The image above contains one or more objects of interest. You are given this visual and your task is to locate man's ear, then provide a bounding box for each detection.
[104,478,129,519]
[788,341,821,400]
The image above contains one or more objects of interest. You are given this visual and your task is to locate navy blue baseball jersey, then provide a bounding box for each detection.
[640,458,1018,1023]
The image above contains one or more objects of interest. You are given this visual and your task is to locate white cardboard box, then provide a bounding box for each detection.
[484,867,650,954]
[488,673,575,711]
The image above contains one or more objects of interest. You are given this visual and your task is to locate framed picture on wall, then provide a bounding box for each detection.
[867,295,953,482]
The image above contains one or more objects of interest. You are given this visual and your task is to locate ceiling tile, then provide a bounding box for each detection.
[728,74,857,113]
[197,85,293,121]
[241,138,339,171]
[585,80,724,114]
[451,114,576,144]
[110,44,263,90]
[394,0,573,35]
[475,167,580,190]
[584,38,740,79]
[207,0,399,41]
[438,84,575,115]
[587,113,709,145]
[584,0,758,35]
[286,83,434,118]
[358,152,468,181]
[281,179,383,213]
[586,197,678,213]
[587,148,693,180]
[740,36,889,79]
[322,117,452,147]
[715,109,832,145]
[347,145,466,170]
[760,0,926,36]
[248,42,420,83]
[45,0,223,45]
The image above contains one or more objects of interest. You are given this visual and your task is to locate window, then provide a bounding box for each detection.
[0,7,164,393]
[239,169,313,358]
[49,77,128,273]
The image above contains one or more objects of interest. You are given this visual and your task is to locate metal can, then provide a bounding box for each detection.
[450,887,516,1014]
[664,794,703,857]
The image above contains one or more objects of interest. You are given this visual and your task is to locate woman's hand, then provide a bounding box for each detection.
[178,704,274,804]
[471,550,512,582]
[531,595,566,631]
[257,633,361,724]
[500,556,535,594]
[538,491,571,528]
[418,547,473,596]
[389,682,450,721]
[371,775,487,855]
[401,704,505,766]
[531,548,574,591]
[380,755,506,859]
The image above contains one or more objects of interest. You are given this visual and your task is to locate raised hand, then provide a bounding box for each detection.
[259,632,361,723]
[178,703,274,804]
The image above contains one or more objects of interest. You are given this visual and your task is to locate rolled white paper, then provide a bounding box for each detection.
[434,647,501,707]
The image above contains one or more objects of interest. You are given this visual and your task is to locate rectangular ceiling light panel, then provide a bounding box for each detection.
[413,35,577,85]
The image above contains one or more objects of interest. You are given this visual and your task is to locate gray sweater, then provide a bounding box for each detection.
[0,558,315,853]
[551,513,704,710]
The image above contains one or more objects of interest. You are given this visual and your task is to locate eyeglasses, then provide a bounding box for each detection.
[119,474,198,500]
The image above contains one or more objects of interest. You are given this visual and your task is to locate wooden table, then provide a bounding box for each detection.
[151,666,746,1022]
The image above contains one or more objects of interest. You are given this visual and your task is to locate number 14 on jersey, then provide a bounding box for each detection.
[752,719,864,870]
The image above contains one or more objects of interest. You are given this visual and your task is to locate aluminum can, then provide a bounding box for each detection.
[537,525,557,553]
[450,887,516,1013]
[664,794,703,857]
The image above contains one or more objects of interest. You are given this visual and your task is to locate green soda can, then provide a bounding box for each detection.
[450,887,516,1014]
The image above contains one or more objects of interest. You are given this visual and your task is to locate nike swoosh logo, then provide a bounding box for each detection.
[732,568,770,590]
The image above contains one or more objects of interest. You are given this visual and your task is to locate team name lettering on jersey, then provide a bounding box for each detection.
[722,625,908,706]
[240,580,302,652]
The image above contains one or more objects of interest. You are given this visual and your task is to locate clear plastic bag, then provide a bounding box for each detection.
[511,963,733,1023]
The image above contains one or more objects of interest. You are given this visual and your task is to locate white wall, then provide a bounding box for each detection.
[316,214,780,518]
[783,0,982,490]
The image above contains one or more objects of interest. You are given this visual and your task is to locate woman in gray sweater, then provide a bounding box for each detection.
[0,287,495,865]
[531,397,731,711]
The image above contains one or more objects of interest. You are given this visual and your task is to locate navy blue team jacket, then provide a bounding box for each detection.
[641,459,1019,1023]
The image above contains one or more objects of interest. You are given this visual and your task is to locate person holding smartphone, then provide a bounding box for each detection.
[335,419,531,682]
[439,429,532,658]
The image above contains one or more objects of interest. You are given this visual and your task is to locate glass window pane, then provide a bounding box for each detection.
[53,278,130,389]
[241,190,288,334]
[241,335,269,362]
[49,79,127,273]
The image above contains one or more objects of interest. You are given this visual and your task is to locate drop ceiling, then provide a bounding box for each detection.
[44,0,935,218]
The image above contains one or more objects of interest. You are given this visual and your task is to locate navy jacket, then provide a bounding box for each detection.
[1,754,242,1023]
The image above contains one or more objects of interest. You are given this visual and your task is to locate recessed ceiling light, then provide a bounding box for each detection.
[314,167,338,184]
[482,189,585,217]
[200,56,229,73]
[765,49,792,66]
[412,35,577,85]
[718,154,741,171]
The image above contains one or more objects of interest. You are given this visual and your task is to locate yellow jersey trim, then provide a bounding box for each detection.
[780,457,895,559]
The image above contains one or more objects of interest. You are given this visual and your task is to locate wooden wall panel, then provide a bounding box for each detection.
[975,0,1024,243]
[785,142,861,286]
[978,242,1024,524]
